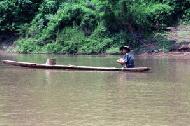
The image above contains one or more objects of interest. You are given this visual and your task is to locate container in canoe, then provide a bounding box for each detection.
[2,60,151,72]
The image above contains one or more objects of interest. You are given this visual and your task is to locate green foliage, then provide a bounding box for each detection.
[1,0,190,54]
[42,43,62,53]
[182,9,190,23]
[106,47,120,54]
[15,38,39,53]
[39,0,59,14]
[60,27,85,54]
[0,0,41,32]
[134,2,173,29]
[79,23,113,54]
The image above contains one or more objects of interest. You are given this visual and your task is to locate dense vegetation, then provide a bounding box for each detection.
[1,0,190,54]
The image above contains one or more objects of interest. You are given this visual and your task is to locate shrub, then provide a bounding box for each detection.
[182,9,190,24]
[42,42,62,53]
[60,27,85,54]
[106,47,119,54]
[15,38,39,53]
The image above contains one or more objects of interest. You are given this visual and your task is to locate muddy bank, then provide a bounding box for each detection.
[139,52,190,59]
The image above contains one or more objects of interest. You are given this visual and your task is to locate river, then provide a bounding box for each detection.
[0,54,190,126]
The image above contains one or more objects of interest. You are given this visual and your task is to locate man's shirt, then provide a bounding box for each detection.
[123,53,135,68]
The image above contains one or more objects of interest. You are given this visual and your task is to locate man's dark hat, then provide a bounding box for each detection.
[120,46,131,51]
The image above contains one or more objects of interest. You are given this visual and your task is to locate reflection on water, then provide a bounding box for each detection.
[0,54,190,126]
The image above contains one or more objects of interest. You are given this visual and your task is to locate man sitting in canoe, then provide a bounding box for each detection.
[117,46,135,68]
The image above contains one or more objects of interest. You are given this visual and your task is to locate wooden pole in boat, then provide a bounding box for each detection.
[46,58,56,65]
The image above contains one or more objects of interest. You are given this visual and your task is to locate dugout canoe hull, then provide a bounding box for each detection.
[2,60,151,72]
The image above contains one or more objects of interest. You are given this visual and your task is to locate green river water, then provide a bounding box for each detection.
[0,54,190,126]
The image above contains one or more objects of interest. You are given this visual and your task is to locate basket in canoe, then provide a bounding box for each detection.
[1,60,151,72]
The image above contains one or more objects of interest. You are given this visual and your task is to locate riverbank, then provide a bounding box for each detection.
[138,52,190,60]
[1,24,190,56]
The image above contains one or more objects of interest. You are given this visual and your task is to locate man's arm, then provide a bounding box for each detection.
[117,58,125,64]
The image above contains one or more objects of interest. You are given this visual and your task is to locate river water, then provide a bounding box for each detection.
[0,54,190,126]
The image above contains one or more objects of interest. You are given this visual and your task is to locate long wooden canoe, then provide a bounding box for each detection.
[1,60,151,72]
